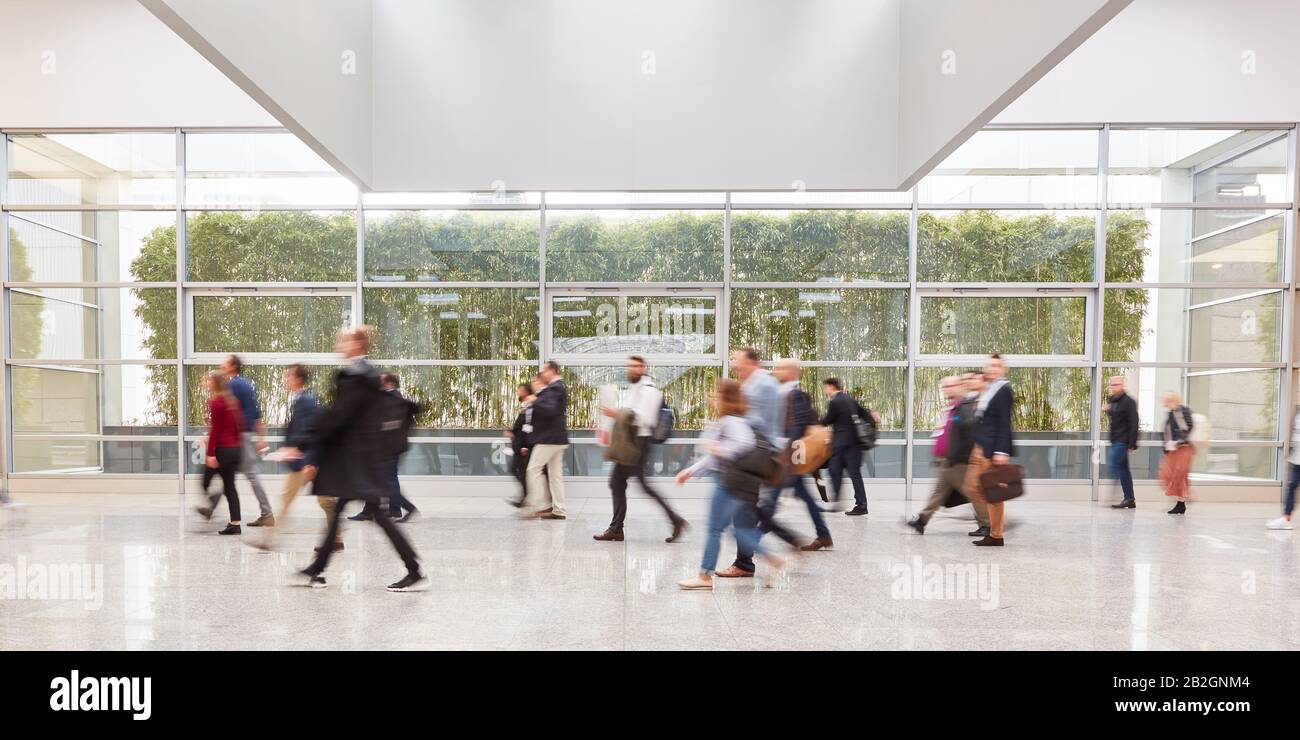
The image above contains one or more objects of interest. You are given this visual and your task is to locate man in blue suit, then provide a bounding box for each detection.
[257,364,341,552]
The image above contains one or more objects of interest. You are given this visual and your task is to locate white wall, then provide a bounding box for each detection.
[141,0,373,185]
[0,0,275,128]
[997,0,1300,124]
[897,0,1130,188]
[372,0,900,192]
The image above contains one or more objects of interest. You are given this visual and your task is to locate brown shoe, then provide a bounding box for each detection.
[666,519,688,543]
[799,536,833,552]
[539,511,566,520]
[247,513,275,527]
[715,565,754,578]
[593,528,624,541]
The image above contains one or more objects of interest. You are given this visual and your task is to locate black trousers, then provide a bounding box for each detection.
[307,497,420,576]
[203,446,242,521]
[609,437,682,530]
[732,483,803,572]
[828,445,867,507]
[511,448,529,503]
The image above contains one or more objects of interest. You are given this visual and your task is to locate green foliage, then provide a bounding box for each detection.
[184,210,356,282]
[546,211,724,281]
[731,210,909,281]
[365,210,539,281]
[728,288,907,361]
[367,288,539,360]
[917,210,1095,281]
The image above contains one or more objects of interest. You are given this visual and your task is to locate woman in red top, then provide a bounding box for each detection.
[194,370,245,535]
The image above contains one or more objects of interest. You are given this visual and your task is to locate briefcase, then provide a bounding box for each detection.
[979,464,1025,503]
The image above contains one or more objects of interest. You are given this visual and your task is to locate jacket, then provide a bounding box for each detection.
[510,407,530,453]
[975,381,1016,458]
[206,396,242,456]
[1107,392,1139,448]
[820,391,869,452]
[604,409,641,466]
[784,384,815,443]
[742,369,782,443]
[1162,405,1194,448]
[307,359,385,500]
[284,390,321,472]
[944,396,977,465]
[529,379,569,446]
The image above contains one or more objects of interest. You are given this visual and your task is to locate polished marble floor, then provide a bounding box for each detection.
[1,491,1298,650]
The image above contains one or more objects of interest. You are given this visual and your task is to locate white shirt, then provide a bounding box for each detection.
[622,376,662,437]
[977,378,1008,416]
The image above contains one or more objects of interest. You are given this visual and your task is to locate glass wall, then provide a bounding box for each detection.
[2,126,1295,490]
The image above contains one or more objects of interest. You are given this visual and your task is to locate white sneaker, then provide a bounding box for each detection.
[1265,517,1294,530]
[678,575,713,591]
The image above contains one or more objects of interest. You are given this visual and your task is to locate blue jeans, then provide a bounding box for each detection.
[700,474,766,574]
[787,474,830,539]
[1285,463,1299,516]
[1109,441,1135,502]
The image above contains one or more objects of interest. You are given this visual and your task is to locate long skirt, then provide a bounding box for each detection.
[1159,444,1194,500]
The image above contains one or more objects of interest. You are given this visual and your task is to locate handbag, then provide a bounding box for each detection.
[979,464,1025,503]
[790,424,832,474]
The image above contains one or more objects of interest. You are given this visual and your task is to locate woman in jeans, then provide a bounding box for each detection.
[1267,406,1300,530]
[194,370,245,535]
[676,379,785,591]
[1159,391,1195,515]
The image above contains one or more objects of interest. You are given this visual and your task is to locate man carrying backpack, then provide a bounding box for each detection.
[821,377,878,516]
[594,355,688,544]
[298,326,424,592]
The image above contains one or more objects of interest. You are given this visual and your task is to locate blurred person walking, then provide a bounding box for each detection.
[1267,405,1300,530]
[677,379,785,590]
[820,377,878,517]
[506,382,536,508]
[772,359,833,551]
[350,372,419,523]
[1106,375,1140,509]
[223,355,274,526]
[965,354,1016,546]
[256,365,341,552]
[594,355,688,543]
[298,327,424,592]
[523,361,569,520]
[1159,391,1195,515]
[194,371,244,535]
[908,374,986,536]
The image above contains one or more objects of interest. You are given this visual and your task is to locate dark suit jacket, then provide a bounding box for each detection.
[975,382,1016,458]
[820,392,868,452]
[529,380,569,446]
[284,390,321,472]
[308,360,385,500]
[784,387,815,442]
[511,408,529,453]
[945,396,977,465]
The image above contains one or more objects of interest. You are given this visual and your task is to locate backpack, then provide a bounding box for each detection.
[851,399,878,450]
[375,390,418,457]
[652,397,675,444]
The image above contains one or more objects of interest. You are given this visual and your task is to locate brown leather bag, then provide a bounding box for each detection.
[979,464,1025,503]
[789,425,832,474]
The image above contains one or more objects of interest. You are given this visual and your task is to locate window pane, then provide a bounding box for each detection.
[563,365,720,432]
[800,366,906,431]
[185,210,357,282]
[917,129,1099,205]
[544,210,723,282]
[12,364,178,434]
[919,296,1087,356]
[729,288,906,361]
[184,132,356,206]
[913,366,1092,437]
[1105,367,1280,442]
[1104,288,1281,363]
[192,294,352,354]
[730,191,911,206]
[1192,445,1277,481]
[364,191,540,207]
[184,364,333,432]
[365,288,539,360]
[729,210,909,282]
[6,132,176,206]
[7,211,177,283]
[550,295,716,356]
[10,287,176,360]
[395,365,533,430]
[1106,209,1283,283]
[364,209,539,282]
[916,442,1090,479]
[1108,129,1289,204]
[916,210,1096,282]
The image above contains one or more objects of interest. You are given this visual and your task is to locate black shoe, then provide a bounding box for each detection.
[1167,501,1186,515]
[397,508,419,523]
[1111,500,1136,509]
[968,526,989,537]
[387,572,427,592]
[666,519,688,543]
[845,505,869,517]
[348,511,373,522]
[506,497,525,508]
[973,536,1004,547]
[907,516,926,534]
[297,570,327,589]
[195,506,213,521]
[218,523,241,536]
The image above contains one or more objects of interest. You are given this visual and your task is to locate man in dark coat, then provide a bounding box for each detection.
[299,326,424,592]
